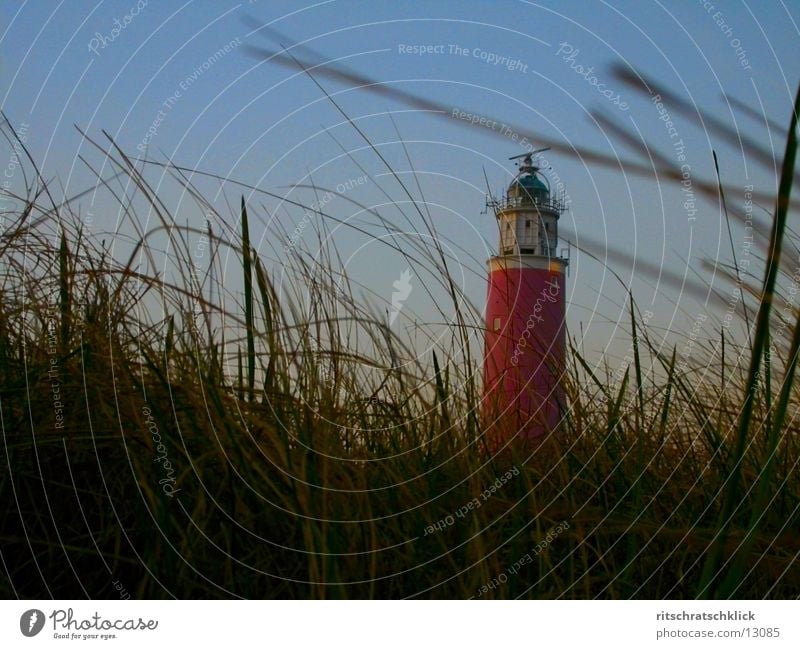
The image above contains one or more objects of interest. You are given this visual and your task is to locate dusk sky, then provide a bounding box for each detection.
[3,1,800,611]
[2,0,798,362]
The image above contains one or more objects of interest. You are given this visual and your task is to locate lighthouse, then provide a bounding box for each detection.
[483,151,568,445]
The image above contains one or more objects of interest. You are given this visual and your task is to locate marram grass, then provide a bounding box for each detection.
[0,94,798,599]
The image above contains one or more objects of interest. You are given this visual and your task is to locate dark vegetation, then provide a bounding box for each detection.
[0,57,798,598]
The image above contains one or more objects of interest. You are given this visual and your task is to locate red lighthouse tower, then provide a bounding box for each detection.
[483,151,568,446]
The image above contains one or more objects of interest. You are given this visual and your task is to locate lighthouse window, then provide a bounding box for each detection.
[493,317,501,331]
[525,220,531,227]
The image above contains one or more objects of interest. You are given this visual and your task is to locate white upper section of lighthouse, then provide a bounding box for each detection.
[493,153,565,260]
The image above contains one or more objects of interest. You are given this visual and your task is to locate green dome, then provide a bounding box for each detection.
[513,172,548,193]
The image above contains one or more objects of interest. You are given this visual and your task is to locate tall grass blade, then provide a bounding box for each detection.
[58,229,70,352]
[241,197,256,400]
[697,85,799,598]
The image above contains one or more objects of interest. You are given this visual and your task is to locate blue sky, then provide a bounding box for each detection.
[1,0,798,363]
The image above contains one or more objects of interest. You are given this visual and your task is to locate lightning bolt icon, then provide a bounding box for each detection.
[28,611,38,632]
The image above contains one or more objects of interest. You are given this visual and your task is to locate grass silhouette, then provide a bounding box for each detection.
[0,54,798,597]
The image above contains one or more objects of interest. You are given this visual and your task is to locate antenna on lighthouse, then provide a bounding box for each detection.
[509,147,551,171]
[508,147,550,161]
[481,166,496,215]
